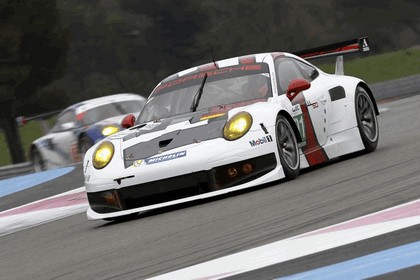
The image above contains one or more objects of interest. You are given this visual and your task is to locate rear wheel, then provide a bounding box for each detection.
[355,87,379,152]
[31,148,45,172]
[275,115,300,179]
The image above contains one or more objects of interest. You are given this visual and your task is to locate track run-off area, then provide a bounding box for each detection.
[1,94,420,279]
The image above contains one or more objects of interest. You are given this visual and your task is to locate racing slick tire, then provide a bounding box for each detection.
[355,87,379,153]
[275,115,300,179]
[79,134,94,156]
[31,148,46,172]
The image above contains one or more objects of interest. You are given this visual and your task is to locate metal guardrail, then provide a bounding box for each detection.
[1,111,62,180]
[1,75,419,180]
[370,74,420,101]
[0,162,33,180]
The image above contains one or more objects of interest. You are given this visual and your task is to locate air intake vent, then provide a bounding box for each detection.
[159,139,173,148]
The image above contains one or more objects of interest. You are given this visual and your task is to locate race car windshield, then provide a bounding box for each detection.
[81,100,144,125]
[137,63,272,124]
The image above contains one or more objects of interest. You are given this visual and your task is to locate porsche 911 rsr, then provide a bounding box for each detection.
[83,37,379,220]
[30,93,146,171]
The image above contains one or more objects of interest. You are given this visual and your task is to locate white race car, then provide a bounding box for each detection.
[30,93,145,171]
[83,37,379,220]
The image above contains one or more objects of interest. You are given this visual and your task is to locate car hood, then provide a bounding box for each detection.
[99,99,272,168]
[112,108,230,168]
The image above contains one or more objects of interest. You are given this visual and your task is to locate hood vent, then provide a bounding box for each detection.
[159,139,173,148]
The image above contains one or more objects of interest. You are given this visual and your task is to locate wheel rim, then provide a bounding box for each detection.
[357,92,378,142]
[276,119,298,169]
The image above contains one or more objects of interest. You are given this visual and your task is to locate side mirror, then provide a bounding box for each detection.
[16,116,27,127]
[61,122,76,131]
[121,114,136,129]
[286,79,311,101]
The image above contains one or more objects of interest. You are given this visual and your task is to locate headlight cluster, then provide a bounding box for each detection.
[102,125,120,136]
[223,112,253,141]
[92,141,114,169]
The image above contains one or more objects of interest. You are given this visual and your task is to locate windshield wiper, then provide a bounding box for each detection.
[190,73,208,112]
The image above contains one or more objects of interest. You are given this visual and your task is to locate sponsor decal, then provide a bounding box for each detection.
[292,104,301,113]
[306,100,319,109]
[293,114,306,141]
[249,135,273,147]
[131,151,187,167]
[145,150,187,164]
[362,38,370,51]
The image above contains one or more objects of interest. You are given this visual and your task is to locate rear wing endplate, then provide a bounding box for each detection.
[293,37,370,75]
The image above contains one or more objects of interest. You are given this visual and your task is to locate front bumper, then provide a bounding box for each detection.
[87,153,276,215]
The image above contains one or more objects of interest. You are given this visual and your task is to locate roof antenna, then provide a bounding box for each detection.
[211,47,219,69]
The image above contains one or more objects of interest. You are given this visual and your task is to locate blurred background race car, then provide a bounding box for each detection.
[29,93,146,171]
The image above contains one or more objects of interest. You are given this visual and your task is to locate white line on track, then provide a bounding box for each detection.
[148,199,420,280]
[0,187,88,237]
[378,106,390,113]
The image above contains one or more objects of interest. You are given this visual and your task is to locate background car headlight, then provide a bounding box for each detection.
[223,112,253,141]
[102,125,120,136]
[92,141,114,169]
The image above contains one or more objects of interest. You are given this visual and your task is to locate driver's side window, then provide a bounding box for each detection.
[275,57,317,94]
[51,109,77,132]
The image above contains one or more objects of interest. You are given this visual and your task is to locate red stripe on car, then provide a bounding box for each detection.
[292,94,328,166]
[199,63,218,71]
[300,44,359,58]
[239,55,256,64]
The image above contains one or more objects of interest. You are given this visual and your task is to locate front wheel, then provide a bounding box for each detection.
[355,87,379,153]
[31,148,45,172]
[79,135,94,156]
[275,115,300,179]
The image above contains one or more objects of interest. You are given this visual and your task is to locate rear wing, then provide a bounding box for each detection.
[293,37,370,75]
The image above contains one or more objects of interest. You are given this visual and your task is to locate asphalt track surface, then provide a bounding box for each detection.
[1,94,420,279]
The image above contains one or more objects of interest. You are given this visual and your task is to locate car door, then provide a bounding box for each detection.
[275,56,331,148]
[47,109,81,165]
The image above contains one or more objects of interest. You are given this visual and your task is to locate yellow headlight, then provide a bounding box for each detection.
[223,112,253,141]
[92,141,114,169]
[102,125,120,136]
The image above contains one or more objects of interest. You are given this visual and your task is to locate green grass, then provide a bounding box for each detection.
[1,47,420,166]
[0,119,51,166]
[318,47,420,83]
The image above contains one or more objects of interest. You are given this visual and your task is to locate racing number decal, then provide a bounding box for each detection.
[293,114,306,142]
[291,93,328,166]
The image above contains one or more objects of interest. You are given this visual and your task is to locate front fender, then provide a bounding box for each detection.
[227,98,302,142]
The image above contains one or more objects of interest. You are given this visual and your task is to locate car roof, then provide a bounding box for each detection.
[155,52,290,88]
[68,93,145,114]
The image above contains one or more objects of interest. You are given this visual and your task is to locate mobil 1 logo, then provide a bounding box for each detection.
[249,135,273,147]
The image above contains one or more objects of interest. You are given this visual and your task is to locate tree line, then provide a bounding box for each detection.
[1,0,419,163]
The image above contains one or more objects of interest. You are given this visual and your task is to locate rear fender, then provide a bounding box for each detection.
[358,82,379,115]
